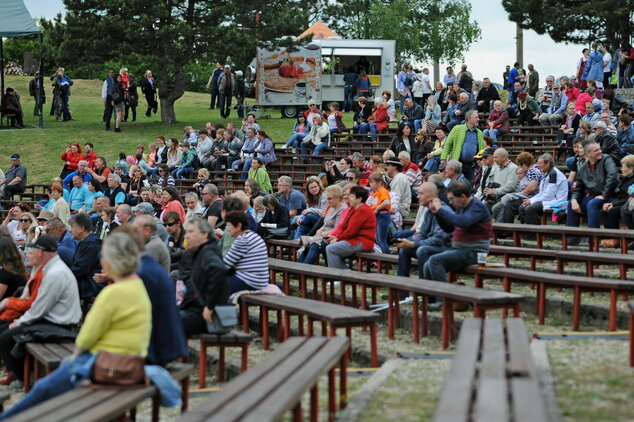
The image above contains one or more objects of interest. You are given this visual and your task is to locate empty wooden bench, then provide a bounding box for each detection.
[195,330,252,388]
[268,258,524,349]
[4,362,194,422]
[240,293,380,366]
[179,337,349,422]
[462,265,634,331]
[433,318,548,422]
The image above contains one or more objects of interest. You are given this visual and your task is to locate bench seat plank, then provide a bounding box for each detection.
[506,319,536,378]
[432,319,482,422]
[511,379,549,422]
[481,319,506,378]
[198,331,253,343]
[64,387,156,422]
[474,378,508,422]
[5,388,105,422]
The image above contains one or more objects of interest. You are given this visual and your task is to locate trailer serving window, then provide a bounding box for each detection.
[321,48,382,86]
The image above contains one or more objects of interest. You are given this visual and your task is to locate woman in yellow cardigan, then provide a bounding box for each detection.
[0,233,151,419]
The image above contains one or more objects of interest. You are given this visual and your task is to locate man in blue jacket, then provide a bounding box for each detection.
[68,213,102,299]
[396,182,452,279]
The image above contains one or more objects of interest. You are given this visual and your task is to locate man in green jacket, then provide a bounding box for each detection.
[440,110,486,182]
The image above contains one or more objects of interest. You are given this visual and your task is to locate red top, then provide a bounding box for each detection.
[60,151,86,171]
[83,152,98,170]
[0,268,43,321]
[575,92,592,115]
[337,204,376,250]
[370,106,389,132]
[564,86,580,103]
[161,200,186,223]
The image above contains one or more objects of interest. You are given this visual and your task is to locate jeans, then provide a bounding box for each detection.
[218,90,232,118]
[326,241,364,269]
[3,184,25,200]
[210,86,219,109]
[375,211,391,253]
[566,156,575,171]
[297,242,327,265]
[0,353,95,420]
[414,119,424,133]
[285,133,304,149]
[239,158,253,180]
[172,166,195,180]
[483,128,502,143]
[103,97,113,128]
[300,142,327,163]
[343,87,354,112]
[566,196,605,228]
[422,248,478,283]
[397,244,446,279]
[424,155,440,172]
[60,95,71,121]
[294,212,320,239]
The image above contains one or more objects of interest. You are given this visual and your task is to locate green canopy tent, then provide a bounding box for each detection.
[0,0,43,128]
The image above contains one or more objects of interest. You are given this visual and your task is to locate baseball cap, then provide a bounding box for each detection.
[36,211,54,221]
[553,84,561,89]
[131,202,154,214]
[27,235,58,252]
[10,153,20,160]
[474,147,496,159]
[224,64,231,69]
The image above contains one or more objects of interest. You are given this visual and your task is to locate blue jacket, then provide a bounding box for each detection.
[583,50,604,82]
[618,124,634,155]
[62,171,92,191]
[71,233,103,299]
[413,205,453,248]
[58,230,78,267]
[138,254,188,365]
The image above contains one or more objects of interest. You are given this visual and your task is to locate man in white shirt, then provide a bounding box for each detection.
[602,45,613,87]
[385,158,411,218]
[420,68,432,104]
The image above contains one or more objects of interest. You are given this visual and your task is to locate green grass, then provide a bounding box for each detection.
[0,75,332,184]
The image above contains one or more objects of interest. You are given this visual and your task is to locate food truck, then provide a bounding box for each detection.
[253,39,396,118]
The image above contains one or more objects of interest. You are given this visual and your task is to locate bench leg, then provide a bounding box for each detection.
[370,323,378,367]
[298,315,304,336]
[241,302,250,333]
[339,355,347,409]
[284,311,291,340]
[328,368,336,422]
[262,306,270,350]
[422,296,428,338]
[276,310,284,342]
[309,384,319,422]
[537,284,546,325]
[300,274,307,298]
[387,289,394,339]
[181,376,190,412]
[573,287,582,331]
[307,317,314,337]
[152,393,160,422]
[630,312,634,367]
[340,282,346,306]
[313,278,318,300]
[394,292,401,327]
[360,286,367,310]
[130,407,136,422]
[412,293,420,344]
[321,279,327,302]
[241,345,248,373]
[218,346,226,382]
[609,290,617,331]
[199,342,207,389]
[513,304,521,317]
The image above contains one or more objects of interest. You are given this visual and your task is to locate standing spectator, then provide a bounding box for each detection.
[28,72,45,117]
[112,74,125,132]
[223,211,269,293]
[235,70,246,119]
[101,68,115,130]
[1,154,27,201]
[444,66,457,86]
[325,186,376,269]
[343,67,357,112]
[206,63,223,109]
[527,64,540,97]
[218,65,236,118]
[54,68,73,122]
[69,213,102,299]
[619,42,634,89]
[397,64,414,112]
[423,181,492,291]
[441,110,486,182]
[576,49,590,90]
[140,70,158,117]
[180,218,229,336]
[567,142,619,232]
[124,73,139,122]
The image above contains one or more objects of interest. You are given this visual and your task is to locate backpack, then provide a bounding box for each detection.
[404,73,414,89]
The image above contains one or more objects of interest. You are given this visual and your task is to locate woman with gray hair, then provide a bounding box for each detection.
[0,233,152,418]
[257,194,290,238]
[368,97,389,141]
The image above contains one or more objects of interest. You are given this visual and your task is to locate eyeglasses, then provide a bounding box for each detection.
[165,222,179,227]
[19,219,30,222]
[447,197,455,203]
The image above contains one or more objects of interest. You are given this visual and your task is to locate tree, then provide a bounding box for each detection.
[502,0,633,51]
[326,0,481,66]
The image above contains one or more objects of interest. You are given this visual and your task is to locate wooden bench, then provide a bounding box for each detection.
[268,258,524,349]
[433,318,548,422]
[629,300,634,367]
[240,293,380,366]
[195,330,252,388]
[24,342,75,393]
[5,362,194,422]
[178,337,349,422]
[462,265,634,331]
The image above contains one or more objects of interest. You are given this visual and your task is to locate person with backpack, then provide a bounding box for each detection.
[397,64,414,115]
[457,64,473,93]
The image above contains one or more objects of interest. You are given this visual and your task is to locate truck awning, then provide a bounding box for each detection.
[322,48,382,57]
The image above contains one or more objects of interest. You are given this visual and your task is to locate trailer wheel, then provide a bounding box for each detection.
[281,106,298,119]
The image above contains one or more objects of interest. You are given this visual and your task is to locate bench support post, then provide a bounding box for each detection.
[630,310,634,367]
[609,290,617,331]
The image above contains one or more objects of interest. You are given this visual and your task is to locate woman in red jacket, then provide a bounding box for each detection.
[368,97,389,141]
[325,185,376,269]
[59,143,85,178]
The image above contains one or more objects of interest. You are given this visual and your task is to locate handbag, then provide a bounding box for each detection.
[92,350,146,386]
[206,305,238,334]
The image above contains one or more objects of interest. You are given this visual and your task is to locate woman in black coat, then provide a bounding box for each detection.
[140,70,158,117]
[124,74,139,122]
[257,194,290,238]
[390,122,417,164]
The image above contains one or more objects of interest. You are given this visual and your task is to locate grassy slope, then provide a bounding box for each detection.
[0,75,338,184]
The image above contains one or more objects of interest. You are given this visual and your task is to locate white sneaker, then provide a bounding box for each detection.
[291,148,297,154]
[280,145,288,150]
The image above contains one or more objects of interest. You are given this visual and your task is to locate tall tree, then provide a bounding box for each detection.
[502,0,633,51]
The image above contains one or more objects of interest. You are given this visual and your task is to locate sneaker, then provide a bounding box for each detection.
[291,148,297,154]
[280,145,288,150]
[0,374,16,385]
[9,379,23,390]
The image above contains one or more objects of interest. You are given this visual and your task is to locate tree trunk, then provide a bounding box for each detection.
[160,98,177,124]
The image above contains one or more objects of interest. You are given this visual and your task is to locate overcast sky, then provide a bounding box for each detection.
[24,0,589,86]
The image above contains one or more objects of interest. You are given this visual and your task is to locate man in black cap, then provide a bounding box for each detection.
[0,235,81,388]
[0,154,27,200]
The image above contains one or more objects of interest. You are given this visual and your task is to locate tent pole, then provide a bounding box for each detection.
[1,38,4,98]
[38,33,43,129]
